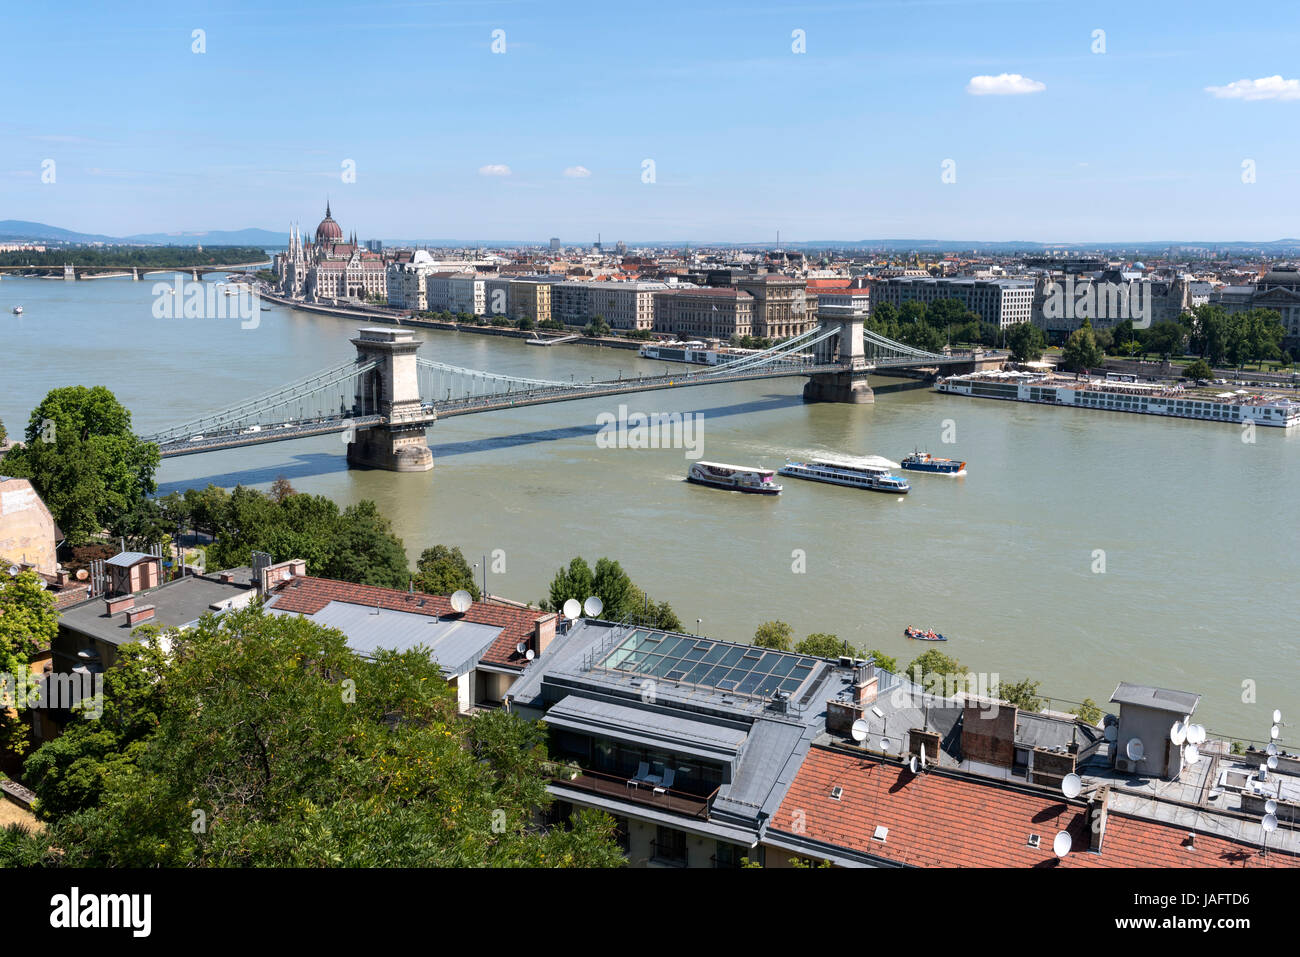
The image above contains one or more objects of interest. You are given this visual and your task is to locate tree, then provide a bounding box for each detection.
[108,497,171,551]
[992,677,1044,712]
[584,316,611,338]
[0,417,6,444]
[1184,358,1214,382]
[753,621,793,651]
[863,649,899,674]
[0,825,55,868]
[1059,320,1105,372]
[0,569,58,756]
[547,557,595,612]
[321,501,409,589]
[591,558,634,620]
[269,476,297,503]
[1005,321,1046,362]
[24,631,169,820]
[794,633,853,659]
[906,649,967,695]
[413,545,480,600]
[1070,698,1104,726]
[1145,321,1185,359]
[47,607,624,867]
[0,386,160,544]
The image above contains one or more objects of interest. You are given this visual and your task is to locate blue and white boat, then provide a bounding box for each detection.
[778,456,910,494]
[901,449,966,476]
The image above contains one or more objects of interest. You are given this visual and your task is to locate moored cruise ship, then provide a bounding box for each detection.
[936,371,1300,428]
[778,457,911,493]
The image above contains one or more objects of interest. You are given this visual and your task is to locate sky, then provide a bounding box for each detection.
[3,0,1300,243]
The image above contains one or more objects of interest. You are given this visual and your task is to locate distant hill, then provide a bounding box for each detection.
[0,220,283,247]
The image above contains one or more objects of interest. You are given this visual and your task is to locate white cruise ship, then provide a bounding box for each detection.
[778,457,911,493]
[937,371,1300,428]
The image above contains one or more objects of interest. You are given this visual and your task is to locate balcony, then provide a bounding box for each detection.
[549,765,718,821]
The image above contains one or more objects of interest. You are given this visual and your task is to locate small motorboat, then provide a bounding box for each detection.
[11,306,23,315]
[901,449,966,475]
[904,626,948,641]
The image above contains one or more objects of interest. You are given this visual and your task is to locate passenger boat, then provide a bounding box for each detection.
[11,306,22,315]
[687,461,782,494]
[901,449,966,475]
[904,626,948,641]
[778,457,910,494]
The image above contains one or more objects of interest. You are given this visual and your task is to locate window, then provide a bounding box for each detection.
[653,826,688,866]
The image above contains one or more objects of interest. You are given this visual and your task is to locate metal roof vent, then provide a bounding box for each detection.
[830,786,843,801]
[1027,834,1041,848]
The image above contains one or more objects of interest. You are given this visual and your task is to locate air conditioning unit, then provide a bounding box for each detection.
[1115,758,1133,773]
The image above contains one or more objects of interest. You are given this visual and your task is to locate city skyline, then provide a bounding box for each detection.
[5,0,1300,242]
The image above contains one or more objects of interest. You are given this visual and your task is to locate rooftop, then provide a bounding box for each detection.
[1110,682,1201,715]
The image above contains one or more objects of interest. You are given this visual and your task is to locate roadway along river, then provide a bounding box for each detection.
[4,275,1297,739]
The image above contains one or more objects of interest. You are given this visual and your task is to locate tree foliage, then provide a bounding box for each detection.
[40,606,624,867]
[1,386,160,544]
[1059,320,1105,372]
[753,620,793,651]
[413,545,480,600]
[992,677,1044,712]
[0,568,59,755]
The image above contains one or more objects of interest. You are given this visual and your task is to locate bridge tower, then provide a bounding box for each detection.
[63,264,75,281]
[803,315,874,403]
[345,328,435,472]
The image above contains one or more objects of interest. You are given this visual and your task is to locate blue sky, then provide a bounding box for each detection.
[4,0,1300,243]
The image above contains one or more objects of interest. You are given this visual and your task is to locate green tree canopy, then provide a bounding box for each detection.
[753,620,793,651]
[1005,321,1046,362]
[992,677,1044,712]
[43,606,624,867]
[1059,320,1105,372]
[413,545,480,600]
[1184,358,1214,382]
[0,568,59,756]
[1,386,160,544]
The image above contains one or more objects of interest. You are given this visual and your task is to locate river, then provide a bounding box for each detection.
[3,274,1296,739]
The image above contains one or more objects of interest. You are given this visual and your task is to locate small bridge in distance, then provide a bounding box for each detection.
[142,316,1003,471]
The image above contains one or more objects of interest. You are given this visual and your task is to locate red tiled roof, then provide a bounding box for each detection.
[770,746,1297,868]
[267,576,544,669]
[805,279,853,290]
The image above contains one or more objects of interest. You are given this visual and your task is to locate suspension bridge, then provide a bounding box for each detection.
[142,316,1003,471]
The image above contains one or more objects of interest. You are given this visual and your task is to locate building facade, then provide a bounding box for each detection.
[653,288,755,340]
[275,203,387,303]
[873,276,1034,329]
[734,275,818,339]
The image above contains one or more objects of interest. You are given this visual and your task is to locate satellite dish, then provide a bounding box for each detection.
[1265,799,1278,815]
[1183,744,1200,766]
[75,568,88,581]
[908,755,919,774]
[1052,831,1073,858]
[562,598,581,619]
[850,719,870,743]
[920,745,928,769]
[515,642,528,655]
[1273,709,1283,724]
[5,565,17,577]
[449,589,472,613]
[1267,743,1279,756]
[1267,755,1278,770]
[1061,773,1082,799]
[582,595,604,618]
[1271,724,1281,740]
[525,648,536,661]
[1170,721,1187,746]
[1262,814,1278,834]
[1187,724,1206,745]
[1104,724,1118,743]
[1126,738,1145,762]
[879,736,893,753]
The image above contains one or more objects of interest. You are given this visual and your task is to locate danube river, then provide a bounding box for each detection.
[4,275,1297,738]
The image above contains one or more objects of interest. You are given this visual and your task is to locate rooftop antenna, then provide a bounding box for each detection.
[851,718,870,745]
[450,589,472,614]
[1052,830,1073,859]
[562,598,581,620]
[1261,811,1278,857]
[583,595,604,619]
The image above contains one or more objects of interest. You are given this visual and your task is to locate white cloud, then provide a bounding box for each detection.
[966,73,1046,96]
[478,164,512,176]
[563,165,592,178]
[1205,76,1300,101]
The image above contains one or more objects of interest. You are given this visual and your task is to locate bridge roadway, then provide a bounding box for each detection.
[153,351,995,457]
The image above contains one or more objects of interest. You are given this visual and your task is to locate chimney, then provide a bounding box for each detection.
[125,604,155,626]
[219,571,235,584]
[534,613,557,656]
[852,664,878,706]
[104,594,134,616]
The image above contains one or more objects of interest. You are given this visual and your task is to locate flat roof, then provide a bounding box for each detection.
[1110,682,1200,715]
[58,570,255,647]
[543,695,748,764]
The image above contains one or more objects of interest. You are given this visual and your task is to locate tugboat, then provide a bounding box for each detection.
[687,461,782,494]
[904,626,948,642]
[901,449,966,476]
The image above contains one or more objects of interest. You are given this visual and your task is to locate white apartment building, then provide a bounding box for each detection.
[872,276,1034,329]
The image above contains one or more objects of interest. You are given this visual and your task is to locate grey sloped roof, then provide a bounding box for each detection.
[105,551,157,568]
[711,717,806,825]
[542,695,749,763]
[1109,682,1200,715]
[1015,711,1083,750]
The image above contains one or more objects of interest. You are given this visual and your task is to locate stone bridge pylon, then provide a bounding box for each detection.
[346,328,435,471]
[803,314,874,403]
